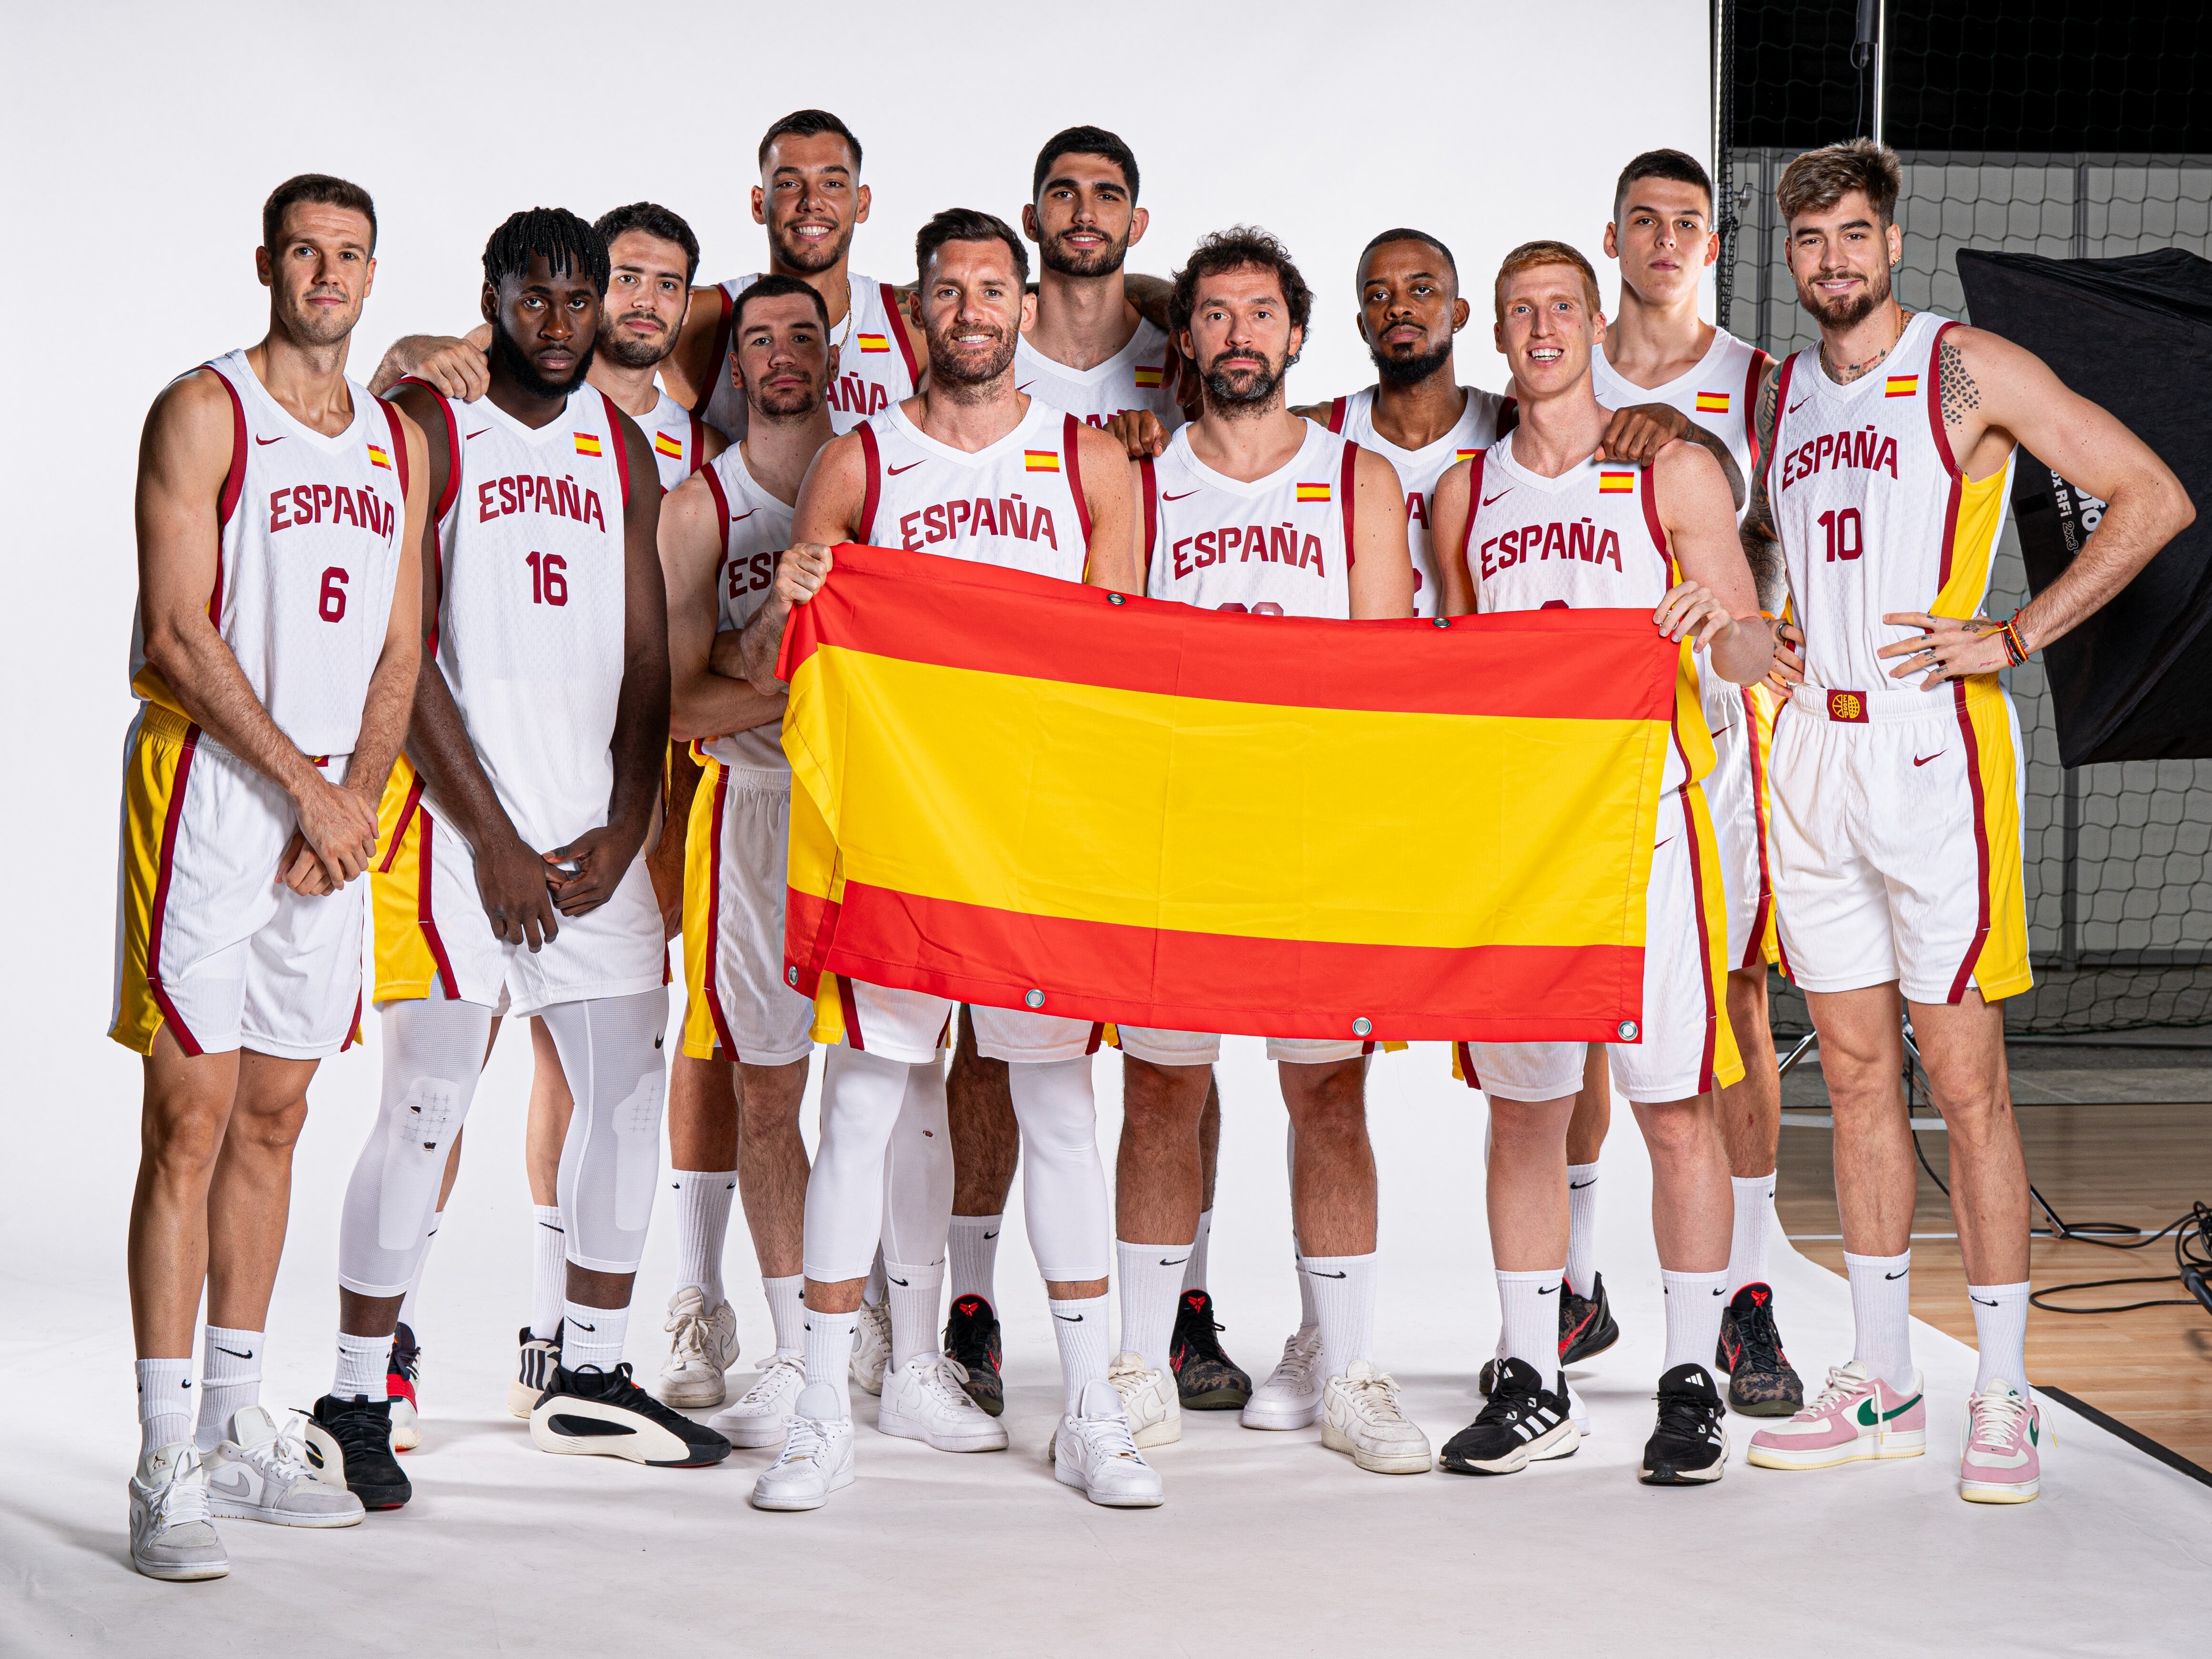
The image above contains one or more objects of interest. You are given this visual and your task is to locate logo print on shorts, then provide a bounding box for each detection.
[1828,690,1868,724]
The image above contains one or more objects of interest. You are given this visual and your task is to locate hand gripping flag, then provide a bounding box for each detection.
[778,544,1679,1044]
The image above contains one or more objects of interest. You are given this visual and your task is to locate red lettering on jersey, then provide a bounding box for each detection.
[475,473,609,531]
[1478,522,1620,581]
[897,494,1057,553]
[1780,425,1899,490]
[1406,491,1428,528]
[727,551,774,598]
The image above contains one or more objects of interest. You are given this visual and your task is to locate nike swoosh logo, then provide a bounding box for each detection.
[466,428,490,439]
[1568,1179,1597,1190]
[888,1276,910,1287]
[1053,1312,1084,1322]
[1162,490,1197,501]
[1971,1294,1998,1306]
[1016,382,1034,393]
[572,1320,597,1332]
[211,1470,253,1496]
[1885,1270,1909,1280]
[254,435,283,446]
[214,1347,254,1360]
[1536,1284,1559,1296]
[1712,1287,1726,1296]
[1307,1269,1348,1279]
[1913,752,1943,767]
[1158,1257,1188,1267]
[655,1036,664,1048]
[538,1221,565,1232]
[1789,397,1810,413]
[1653,837,1675,852]
[886,461,924,475]
[730,509,757,523]
[983,1231,999,1240]
[1481,490,1511,505]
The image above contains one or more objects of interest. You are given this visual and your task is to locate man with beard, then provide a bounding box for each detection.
[119,173,422,1579]
[1741,141,2191,1506]
[938,124,1243,1426]
[326,209,725,1508]
[731,208,1147,1511]
[1118,227,1428,1478]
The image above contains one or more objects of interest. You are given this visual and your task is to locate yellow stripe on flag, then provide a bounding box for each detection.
[1456,448,1481,462]
[574,432,603,456]
[1295,482,1331,503]
[1133,365,1164,388]
[1694,392,1730,413]
[366,444,392,471]
[653,432,684,459]
[1024,450,1061,473]
[1599,471,1636,493]
[856,332,890,353]
[1885,375,1920,398]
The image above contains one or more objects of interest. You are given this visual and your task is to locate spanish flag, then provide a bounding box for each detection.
[857,332,891,353]
[1024,450,1061,473]
[574,432,604,457]
[653,432,684,461]
[1133,364,1165,389]
[1694,391,1730,414]
[1599,470,1636,493]
[366,443,393,471]
[1295,482,1331,503]
[1885,374,1920,398]
[778,545,1676,1042]
[1456,448,1481,463]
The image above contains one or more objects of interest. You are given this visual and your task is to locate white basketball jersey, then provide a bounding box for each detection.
[130,349,410,758]
[698,448,794,776]
[1768,312,2013,706]
[1014,319,1184,432]
[856,397,1092,582]
[637,386,708,493]
[1139,419,1357,619]
[422,387,634,853]
[1462,429,1712,792]
[699,272,919,439]
[1325,385,1516,617]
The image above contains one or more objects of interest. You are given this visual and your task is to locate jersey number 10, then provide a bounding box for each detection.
[1817,507,1864,563]
[525,551,569,606]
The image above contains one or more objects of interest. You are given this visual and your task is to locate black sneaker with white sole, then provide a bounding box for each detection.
[307,1394,412,1509]
[528,1363,732,1467]
[1439,1358,1578,1475]
[1477,1271,1623,1396]
[1639,1362,1729,1485]
[944,1296,1005,1418]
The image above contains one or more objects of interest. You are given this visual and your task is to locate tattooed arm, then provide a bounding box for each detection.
[1739,356,1788,615]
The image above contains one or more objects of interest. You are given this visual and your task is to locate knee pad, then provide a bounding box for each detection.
[377,1074,467,1250]
[1008,1059,1109,1282]
[881,1061,952,1266]
[804,1047,915,1283]
[544,989,669,1275]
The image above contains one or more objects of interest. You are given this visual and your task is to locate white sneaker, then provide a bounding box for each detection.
[850,1300,892,1396]
[877,1354,1010,1451]
[750,1382,856,1511]
[1108,1351,1181,1447]
[1569,1379,1591,1438]
[203,1408,365,1528]
[1241,1325,1324,1430]
[1321,1360,1434,1473]
[657,1287,741,1408]
[711,1352,807,1449]
[128,1443,229,1581]
[1053,1378,1165,1508]
[508,1326,562,1419]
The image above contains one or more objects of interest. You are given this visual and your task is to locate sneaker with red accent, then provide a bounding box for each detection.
[1958,1380,2043,1504]
[1716,1283,1804,1417]
[386,1323,421,1452]
[1745,1360,1926,1470]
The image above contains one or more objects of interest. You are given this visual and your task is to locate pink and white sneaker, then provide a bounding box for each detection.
[1746,1360,1926,1470]
[1959,1380,2043,1504]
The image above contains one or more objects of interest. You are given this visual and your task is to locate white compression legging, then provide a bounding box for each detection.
[1007,1057,1109,1282]
[803,1048,955,1283]
[337,985,668,1295]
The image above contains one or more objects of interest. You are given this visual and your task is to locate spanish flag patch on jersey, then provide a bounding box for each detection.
[1695,391,1730,413]
[1295,482,1331,503]
[653,432,684,460]
[1599,470,1636,493]
[1456,448,1481,462]
[1133,363,1165,389]
[1024,450,1061,473]
[1884,374,1920,398]
[856,332,890,353]
[366,443,393,471]
[574,432,604,457]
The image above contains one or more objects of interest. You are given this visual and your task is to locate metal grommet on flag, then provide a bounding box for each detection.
[1433,617,1450,629]
[1352,1016,1373,1037]
[1107,593,1126,606]
[787,967,800,987]
[1617,1020,1639,1041]
[1025,988,1046,1009]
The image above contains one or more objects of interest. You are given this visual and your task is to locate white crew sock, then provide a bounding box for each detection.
[397,1209,442,1336]
[802,1306,859,1419]
[1181,1208,1215,1295]
[530,1206,567,1341]
[1116,1238,1190,1375]
[763,1274,806,1357]
[1293,1234,1317,1331]
[1844,1248,1915,1390]
[671,1170,736,1307]
[1660,1267,1729,1375]
[195,1326,263,1450]
[562,1301,628,1374]
[1497,1268,1565,1379]
[885,1259,944,1372]
[334,1331,391,1401]
[1049,1293,1112,1412]
[948,1214,1003,1309]
[1565,1161,1602,1298]
[1967,1281,2031,1396]
[1302,1253,1378,1384]
[863,1246,887,1308]
[137,1357,194,1455]
[1727,1173,1776,1297]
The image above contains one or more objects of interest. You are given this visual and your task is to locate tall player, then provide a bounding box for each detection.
[1739,141,2190,1503]
[118,174,420,1580]
[939,125,1239,1422]
[734,209,1152,1511]
[1431,240,1768,1486]
[324,209,727,1509]
[1119,228,1429,1478]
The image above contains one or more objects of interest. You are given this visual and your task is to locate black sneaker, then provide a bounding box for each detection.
[1715,1282,1805,1416]
[1476,1271,1622,1395]
[1440,1358,1578,1475]
[1170,1290,1252,1410]
[944,1296,1005,1418]
[1639,1363,1728,1485]
[528,1363,731,1467]
[508,1323,562,1419]
[308,1394,412,1509]
[387,1322,422,1451]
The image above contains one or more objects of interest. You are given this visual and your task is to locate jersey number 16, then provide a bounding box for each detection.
[526,551,569,606]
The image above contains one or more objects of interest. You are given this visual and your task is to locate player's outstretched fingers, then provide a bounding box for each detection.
[1105,410,1168,459]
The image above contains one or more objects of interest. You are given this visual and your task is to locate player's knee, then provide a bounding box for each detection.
[1119,1059,1207,1131]
[141,1096,230,1176]
[230,1093,310,1155]
[1633,1095,1713,1158]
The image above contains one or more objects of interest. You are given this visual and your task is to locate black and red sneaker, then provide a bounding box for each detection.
[387,1322,421,1451]
[1170,1289,1252,1410]
[944,1295,1005,1417]
[1479,1272,1621,1396]
[1715,1282,1803,1416]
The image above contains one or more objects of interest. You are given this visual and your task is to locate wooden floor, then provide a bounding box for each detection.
[1777,1098,2212,1466]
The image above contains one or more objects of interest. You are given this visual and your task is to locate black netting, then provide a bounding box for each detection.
[1717,0,2212,1033]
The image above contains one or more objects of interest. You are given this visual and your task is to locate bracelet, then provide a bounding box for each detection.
[2000,612,2029,666]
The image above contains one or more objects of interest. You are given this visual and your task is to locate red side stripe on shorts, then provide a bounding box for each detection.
[837,975,865,1051]
[1739,688,1775,971]
[145,723,205,1057]
[1678,789,1721,1091]
[415,803,461,1001]
[1085,1021,1105,1056]
[1947,680,1994,1004]
[379,773,424,874]
[1454,1040,1482,1091]
[700,764,742,1059]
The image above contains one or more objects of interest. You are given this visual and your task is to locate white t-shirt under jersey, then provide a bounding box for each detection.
[1324,385,1515,616]
[698,273,920,440]
[1015,318,1184,432]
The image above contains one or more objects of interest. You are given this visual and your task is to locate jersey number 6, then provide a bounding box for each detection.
[318,566,349,623]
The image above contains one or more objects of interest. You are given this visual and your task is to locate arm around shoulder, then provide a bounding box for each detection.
[1076,424,1140,593]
